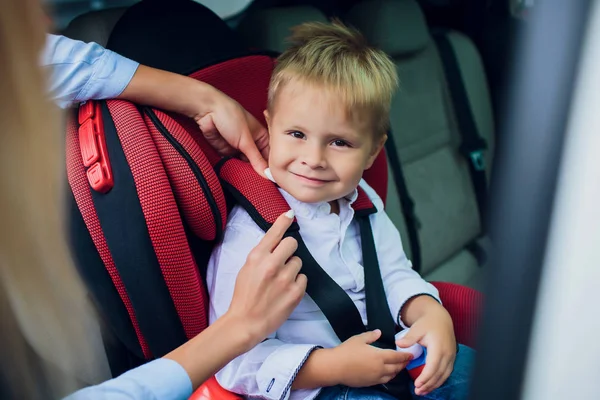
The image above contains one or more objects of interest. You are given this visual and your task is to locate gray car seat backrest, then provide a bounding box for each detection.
[346,0,494,287]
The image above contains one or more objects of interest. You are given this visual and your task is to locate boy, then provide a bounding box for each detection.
[206,21,474,400]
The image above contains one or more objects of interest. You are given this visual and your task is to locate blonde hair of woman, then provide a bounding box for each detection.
[0,0,102,397]
[0,1,306,398]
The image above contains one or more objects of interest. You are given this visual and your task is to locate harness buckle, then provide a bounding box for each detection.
[78,101,114,193]
[469,150,486,172]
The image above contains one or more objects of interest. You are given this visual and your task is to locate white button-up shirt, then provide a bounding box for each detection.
[206,180,439,400]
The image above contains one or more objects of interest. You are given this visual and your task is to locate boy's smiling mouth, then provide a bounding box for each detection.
[290,171,334,185]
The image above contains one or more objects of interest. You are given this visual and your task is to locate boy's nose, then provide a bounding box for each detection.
[300,147,327,169]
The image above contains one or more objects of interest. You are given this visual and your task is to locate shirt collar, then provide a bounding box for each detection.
[264,168,359,219]
[278,187,359,219]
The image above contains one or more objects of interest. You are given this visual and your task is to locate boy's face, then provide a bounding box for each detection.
[265,79,384,204]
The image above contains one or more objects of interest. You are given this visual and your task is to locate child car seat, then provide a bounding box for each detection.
[65,1,482,398]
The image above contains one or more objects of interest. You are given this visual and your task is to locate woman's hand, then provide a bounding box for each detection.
[225,210,307,348]
[118,65,270,176]
[164,211,306,389]
[193,86,270,176]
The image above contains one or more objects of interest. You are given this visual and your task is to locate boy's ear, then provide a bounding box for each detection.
[263,110,271,128]
[365,133,387,170]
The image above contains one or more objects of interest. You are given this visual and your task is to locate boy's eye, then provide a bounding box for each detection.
[288,131,305,139]
[331,139,350,147]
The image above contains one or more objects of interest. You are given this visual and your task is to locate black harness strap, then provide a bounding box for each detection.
[433,30,489,233]
[218,158,411,397]
[355,211,397,348]
[356,209,411,399]
[385,133,422,273]
[217,175,367,343]
[289,230,368,342]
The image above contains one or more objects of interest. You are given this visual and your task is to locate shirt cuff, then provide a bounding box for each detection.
[388,282,441,330]
[76,49,139,103]
[119,358,193,400]
[256,344,321,400]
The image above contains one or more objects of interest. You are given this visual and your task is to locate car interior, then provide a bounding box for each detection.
[56,0,522,290]
[44,0,553,398]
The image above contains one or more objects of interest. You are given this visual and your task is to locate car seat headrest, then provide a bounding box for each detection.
[106,0,244,74]
[345,0,429,57]
[61,7,128,45]
[218,158,291,230]
[143,108,227,241]
[236,6,329,53]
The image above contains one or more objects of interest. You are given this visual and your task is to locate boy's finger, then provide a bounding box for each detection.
[416,370,444,395]
[360,329,382,344]
[383,360,409,377]
[414,349,442,388]
[383,350,413,365]
[427,365,452,394]
[259,211,295,252]
[395,330,422,348]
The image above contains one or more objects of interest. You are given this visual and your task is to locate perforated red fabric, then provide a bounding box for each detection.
[144,110,226,241]
[65,111,152,359]
[189,55,274,126]
[431,281,483,348]
[168,55,275,169]
[107,100,207,340]
[170,115,222,166]
[352,187,375,212]
[219,158,288,225]
[363,149,388,206]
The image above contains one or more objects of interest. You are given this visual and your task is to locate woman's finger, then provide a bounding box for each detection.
[245,112,270,162]
[283,256,303,277]
[257,211,295,253]
[238,128,268,177]
[271,236,299,262]
[294,273,307,290]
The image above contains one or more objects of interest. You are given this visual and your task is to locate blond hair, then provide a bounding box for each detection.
[0,0,104,397]
[268,20,398,136]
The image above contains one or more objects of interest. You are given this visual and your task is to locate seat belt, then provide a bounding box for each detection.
[385,132,422,273]
[433,31,489,233]
[356,207,411,399]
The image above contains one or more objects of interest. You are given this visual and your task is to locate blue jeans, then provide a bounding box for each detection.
[315,344,474,400]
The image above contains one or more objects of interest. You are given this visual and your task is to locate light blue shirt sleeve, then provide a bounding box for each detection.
[65,358,193,400]
[42,34,139,109]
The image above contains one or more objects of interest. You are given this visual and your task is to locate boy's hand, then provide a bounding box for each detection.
[396,299,456,396]
[331,330,413,388]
